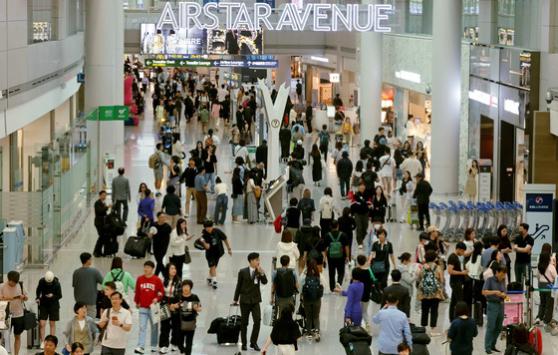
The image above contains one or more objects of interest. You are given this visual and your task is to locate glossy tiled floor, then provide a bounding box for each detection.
[15,92,558,355]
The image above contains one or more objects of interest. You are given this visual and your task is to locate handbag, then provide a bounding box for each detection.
[184,245,192,264]
[368,269,383,304]
[19,283,37,330]
[372,260,387,274]
[159,304,171,321]
[180,319,196,331]
[194,238,206,250]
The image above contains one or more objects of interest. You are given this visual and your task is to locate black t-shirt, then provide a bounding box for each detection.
[514,234,534,264]
[180,294,200,321]
[152,223,172,254]
[352,268,373,302]
[204,154,217,173]
[447,253,465,284]
[202,229,227,258]
[285,207,301,229]
[304,236,326,263]
[324,231,350,259]
[372,242,393,267]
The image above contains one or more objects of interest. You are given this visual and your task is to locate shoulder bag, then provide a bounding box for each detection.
[19,283,37,330]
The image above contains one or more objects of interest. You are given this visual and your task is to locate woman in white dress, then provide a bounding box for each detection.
[378,147,395,200]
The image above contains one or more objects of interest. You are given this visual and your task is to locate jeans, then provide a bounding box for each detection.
[138,307,159,349]
[354,213,369,245]
[303,299,321,330]
[514,262,529,286]
[485,302,504,352]
[339,178,350,197]
[328,258,345,292]
[420,298,440,327]
[240,303,261,346]
[205,172,215,193]
[537,281,555,323]
[113,200,129,222]
[417,202,430,229]
[214,194,228,225]
[449,282,465,321]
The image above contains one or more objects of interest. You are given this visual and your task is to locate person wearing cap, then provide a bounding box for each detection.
[413,172,432,231]
[36,271,62,348]
[292,140,305,161]
[336,151,353,199]
[200,220,232,290]
[447,242,469,322]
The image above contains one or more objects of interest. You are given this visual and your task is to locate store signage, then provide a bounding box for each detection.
[468,89,498,108]
[157,2,393,32]
[144,57,278,68]
[329,73,340,83]
[310,56,329,63]
[86,106,130,121]
[395,70,421,84]
[524,184,555,256]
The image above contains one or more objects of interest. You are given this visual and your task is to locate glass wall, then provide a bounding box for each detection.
[28,0,59,43]
[496,0,541,49]
[67,0,85,36]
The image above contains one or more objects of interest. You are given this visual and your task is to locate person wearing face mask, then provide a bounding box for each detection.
[447,242,469,322]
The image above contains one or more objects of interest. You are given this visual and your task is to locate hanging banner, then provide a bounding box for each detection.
[524,184,555,257]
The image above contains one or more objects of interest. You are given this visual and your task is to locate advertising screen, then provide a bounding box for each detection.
[141,24,263,55]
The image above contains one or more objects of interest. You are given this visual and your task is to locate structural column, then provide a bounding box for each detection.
[85,0,125,189]
[358,0,383,144]
[275,55,292,91]
[431,0,462,194]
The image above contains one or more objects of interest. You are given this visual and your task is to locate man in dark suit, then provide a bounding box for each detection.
[382,269,411,318]
[233,252,268,351]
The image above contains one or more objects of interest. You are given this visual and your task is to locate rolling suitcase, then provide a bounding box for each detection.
[26,322,40,349]
[124,236,150,258]
[339,325,372,355]
[216,305,241,345]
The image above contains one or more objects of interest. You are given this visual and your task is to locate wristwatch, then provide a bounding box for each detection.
[119,323,124,328]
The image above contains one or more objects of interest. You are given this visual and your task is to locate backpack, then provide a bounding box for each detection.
[274,269,296,298]
[319,131,329,147]
[302,275,323,301]
[342,122,351,134]
[420,265,440,298]
[111,270,125,294]
[327,233,343,259]
[149,152,161,169]
[308,238,322,261]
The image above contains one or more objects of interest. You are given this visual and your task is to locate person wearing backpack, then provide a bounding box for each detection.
[325,220,350,292]
[316,125,330,163]
[102,257,136,298]
[272,256,299,314]
[300,259,325,341]
[417,250,445,335]
[294,219,316,273]
[303,228,327,268]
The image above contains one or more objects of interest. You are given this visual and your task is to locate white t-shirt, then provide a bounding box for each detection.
[218,88,228,102]
[100,307,132,349]
[378,155,394,178]
[215,182,228,195]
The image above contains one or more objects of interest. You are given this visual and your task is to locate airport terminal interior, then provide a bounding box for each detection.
[2,0,558,354]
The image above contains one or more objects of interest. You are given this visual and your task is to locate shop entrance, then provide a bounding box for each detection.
[499,121,515,202]
[480,115,494,160]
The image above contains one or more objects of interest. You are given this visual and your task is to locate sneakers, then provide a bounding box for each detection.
[134,347,145,354]
[313,329,321,342]
[207,278,212,286]
[169,346,178,352]
[40,342,45,350]
[212,281,218,290]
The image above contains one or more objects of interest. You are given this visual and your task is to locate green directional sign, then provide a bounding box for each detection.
[87,106,129,121]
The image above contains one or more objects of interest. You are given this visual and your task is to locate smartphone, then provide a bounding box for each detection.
[111,316,118,321]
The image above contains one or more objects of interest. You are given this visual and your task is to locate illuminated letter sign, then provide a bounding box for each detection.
[156,2,392,32]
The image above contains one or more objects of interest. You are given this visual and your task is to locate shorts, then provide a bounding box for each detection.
[206,255,221,268]
[11,316,24,335]
[38,305,60,321]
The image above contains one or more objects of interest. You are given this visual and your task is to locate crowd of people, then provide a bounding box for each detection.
[0,65,552,355]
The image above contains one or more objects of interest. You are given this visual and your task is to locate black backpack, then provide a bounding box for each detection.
[274,269,296,298]
[307,238,322,262]
[302,276,323,301]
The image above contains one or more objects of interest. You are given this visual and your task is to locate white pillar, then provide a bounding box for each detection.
[431,0,462,194]
[358,0,383,144]
[275,55,292,91]
[85,0,125,189]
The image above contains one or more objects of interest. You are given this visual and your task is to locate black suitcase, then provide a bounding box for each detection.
[26,321,40,349]
[124,236,149,258]
[217,305,241,345]
[343,341,372,355]
[339,325,372,355]
[411,343,430,355]
[474,301,483,326]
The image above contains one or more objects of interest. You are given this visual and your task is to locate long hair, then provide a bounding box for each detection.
[471,241,483,264]
[538,243,553,275]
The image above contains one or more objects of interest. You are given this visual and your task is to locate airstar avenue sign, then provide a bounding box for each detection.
[157,2,393,32]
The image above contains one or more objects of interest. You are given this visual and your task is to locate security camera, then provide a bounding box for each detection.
[546,90,554,105]
[425,84,432,95]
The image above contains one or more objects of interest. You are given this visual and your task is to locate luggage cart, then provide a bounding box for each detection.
[438,202,452,238]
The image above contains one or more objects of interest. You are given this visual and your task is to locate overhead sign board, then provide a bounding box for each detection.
[144,57,278,68]
[524,184,555,257]
[157,2,392,32]
[329,72,340,83]
[86,106,130,121]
